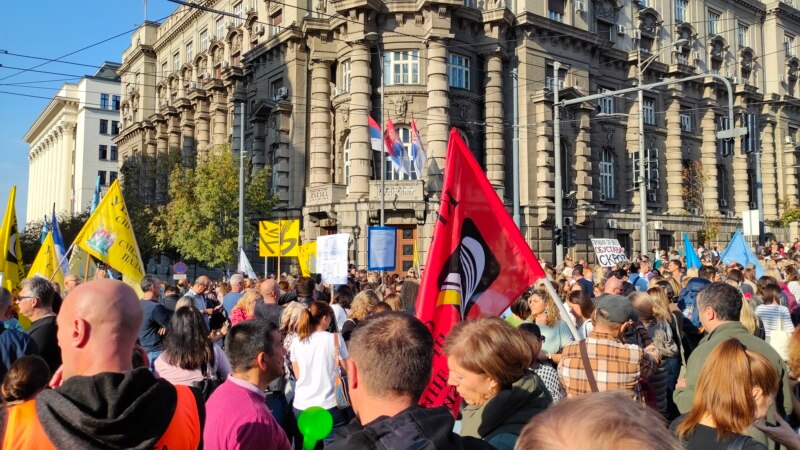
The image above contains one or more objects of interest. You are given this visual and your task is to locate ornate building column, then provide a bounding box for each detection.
[484,52,504,194]
[61,123,76,211]
[168,115,181,156]
[425,38,450,177]
[732,118,750,216]
[574,105,593,219]
[761,119,778,220]
[346,42,372,197]
[309,59,332,186]
[179,109,195,166]
[212,95,228,147]
[664,94,683,213]
[700,103,719,215]
[784,135,799,212]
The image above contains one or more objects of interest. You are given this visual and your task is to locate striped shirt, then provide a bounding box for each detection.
[558,330,655,398]
[755,304,794,341]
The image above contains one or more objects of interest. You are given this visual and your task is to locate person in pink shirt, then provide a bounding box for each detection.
[204,320,290,450]
[229,289,263,326]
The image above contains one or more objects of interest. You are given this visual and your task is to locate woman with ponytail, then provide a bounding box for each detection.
[289,301,350,446]
[671,338,780,449]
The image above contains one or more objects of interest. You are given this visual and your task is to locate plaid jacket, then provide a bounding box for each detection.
[557,329,655,398]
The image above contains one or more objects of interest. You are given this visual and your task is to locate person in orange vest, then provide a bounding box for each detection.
[1,279,205,450]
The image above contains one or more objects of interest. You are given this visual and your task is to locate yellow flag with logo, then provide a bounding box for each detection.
[28,232,64,288]
[72,180,145,283]
[68,246,97,281]
[259,219,300,257]
[0,186,25,296]
[298,241,317,276]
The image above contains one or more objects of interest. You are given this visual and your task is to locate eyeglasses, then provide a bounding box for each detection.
[16,296,36,302]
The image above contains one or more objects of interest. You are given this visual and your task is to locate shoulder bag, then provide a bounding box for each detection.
[332,333,351,409]
[578,340,599,393]
[769,313,792,361]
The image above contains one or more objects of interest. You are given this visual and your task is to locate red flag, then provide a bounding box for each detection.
[415,128,547,414]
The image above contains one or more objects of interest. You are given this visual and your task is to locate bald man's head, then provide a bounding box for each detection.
[193,276,211,293]
[260,279,279,304]
[57,279,143,379]
[604,276,623,295]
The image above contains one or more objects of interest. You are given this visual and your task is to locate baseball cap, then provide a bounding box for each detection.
[594,295,636,323]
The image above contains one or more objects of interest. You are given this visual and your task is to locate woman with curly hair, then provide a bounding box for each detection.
[341,289,380,342]
[528,285,574,366]
[229,288,263,326]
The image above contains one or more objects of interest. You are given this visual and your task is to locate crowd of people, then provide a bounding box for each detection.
[4,240,800,449]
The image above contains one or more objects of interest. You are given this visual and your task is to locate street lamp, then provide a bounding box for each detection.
[635,38,688,259]
[365,32,385,228]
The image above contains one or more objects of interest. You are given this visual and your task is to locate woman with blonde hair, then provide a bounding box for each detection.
[228,288,263,326]
[740,296,766,339]
[528,286,574,365]
[445,318,552,449]
[341,289,380,342]
[671,338,779,449]
[631,291,678,418]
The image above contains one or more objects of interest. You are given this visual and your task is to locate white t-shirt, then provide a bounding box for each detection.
[331,304,349,332]
[289,331,348,410]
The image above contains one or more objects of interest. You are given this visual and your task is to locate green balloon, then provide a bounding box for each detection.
[298,406,334,449]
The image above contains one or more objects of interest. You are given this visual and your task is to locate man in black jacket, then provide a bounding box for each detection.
[327,312,492,450]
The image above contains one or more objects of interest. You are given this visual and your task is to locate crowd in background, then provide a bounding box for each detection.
[5,238,800,449]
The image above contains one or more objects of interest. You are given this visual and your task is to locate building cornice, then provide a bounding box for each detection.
[22,95,79,144]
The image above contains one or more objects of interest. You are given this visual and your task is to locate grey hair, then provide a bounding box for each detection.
[140,275,160,293]
[230,274,244,286]
[21,277,56,308]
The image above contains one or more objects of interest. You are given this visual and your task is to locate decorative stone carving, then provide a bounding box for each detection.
[232,34,242,53]
[593,0,618,23]
[640,13,658,36]
[710,40,725,61]
[601,124,614,143]
[394,96,410,117]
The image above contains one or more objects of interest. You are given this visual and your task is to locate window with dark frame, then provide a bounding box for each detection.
[99,145,108,160]
[99,119,108,134]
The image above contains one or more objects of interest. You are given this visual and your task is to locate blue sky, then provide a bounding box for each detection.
[0,1,177,226]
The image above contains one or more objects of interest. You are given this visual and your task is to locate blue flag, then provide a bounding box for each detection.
[51,206,70,276]
[40,215,50,244]
[720,230,765,278]
[683,233,702,269]
[91,174,101,213]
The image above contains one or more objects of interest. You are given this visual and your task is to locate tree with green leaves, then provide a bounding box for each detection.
[119,151,183,264]
[161,147,276,268]
[21,211,90,269]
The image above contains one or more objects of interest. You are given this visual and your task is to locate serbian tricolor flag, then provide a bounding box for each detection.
[384,118,412,178]
[368,116,383,152]
[416,128,546,415]
[410,117,427,178]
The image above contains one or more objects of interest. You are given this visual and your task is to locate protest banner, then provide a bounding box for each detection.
[316,234,349,285]
[28,232,63,287]
[298,242,317,277]
[591,238,628,267]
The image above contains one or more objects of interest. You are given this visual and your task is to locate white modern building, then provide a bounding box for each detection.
[24,62,122,223]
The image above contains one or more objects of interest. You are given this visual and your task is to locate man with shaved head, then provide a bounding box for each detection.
[255,279,282,327]
[1,279,205,450]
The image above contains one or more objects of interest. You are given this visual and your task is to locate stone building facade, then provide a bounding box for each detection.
[25,62,122,222]
[116,0,800,270]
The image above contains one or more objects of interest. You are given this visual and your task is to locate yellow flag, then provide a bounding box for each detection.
[72,180,145,283]
[298,241,317,276]
[259,219,300,257]
[0,186,25,296]
[68,246,97,282]
[28,232,64,288]
[123,274,145,298]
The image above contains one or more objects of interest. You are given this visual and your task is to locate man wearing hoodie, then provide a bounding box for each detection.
[1,279,204,450]
[328,312,493,450]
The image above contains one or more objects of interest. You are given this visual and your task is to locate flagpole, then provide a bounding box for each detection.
[536,265,580,340]
[49,241,76,282]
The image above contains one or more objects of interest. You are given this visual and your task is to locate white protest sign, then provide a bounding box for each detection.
[591,238,629,267]
[316,233,350,285]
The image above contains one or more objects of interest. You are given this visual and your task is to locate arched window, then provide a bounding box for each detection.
[599,147,615,201]
[385,126,417,181]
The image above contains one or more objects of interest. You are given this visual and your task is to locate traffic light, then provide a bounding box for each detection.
[564,217,575,248]
[552,226,562,246]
